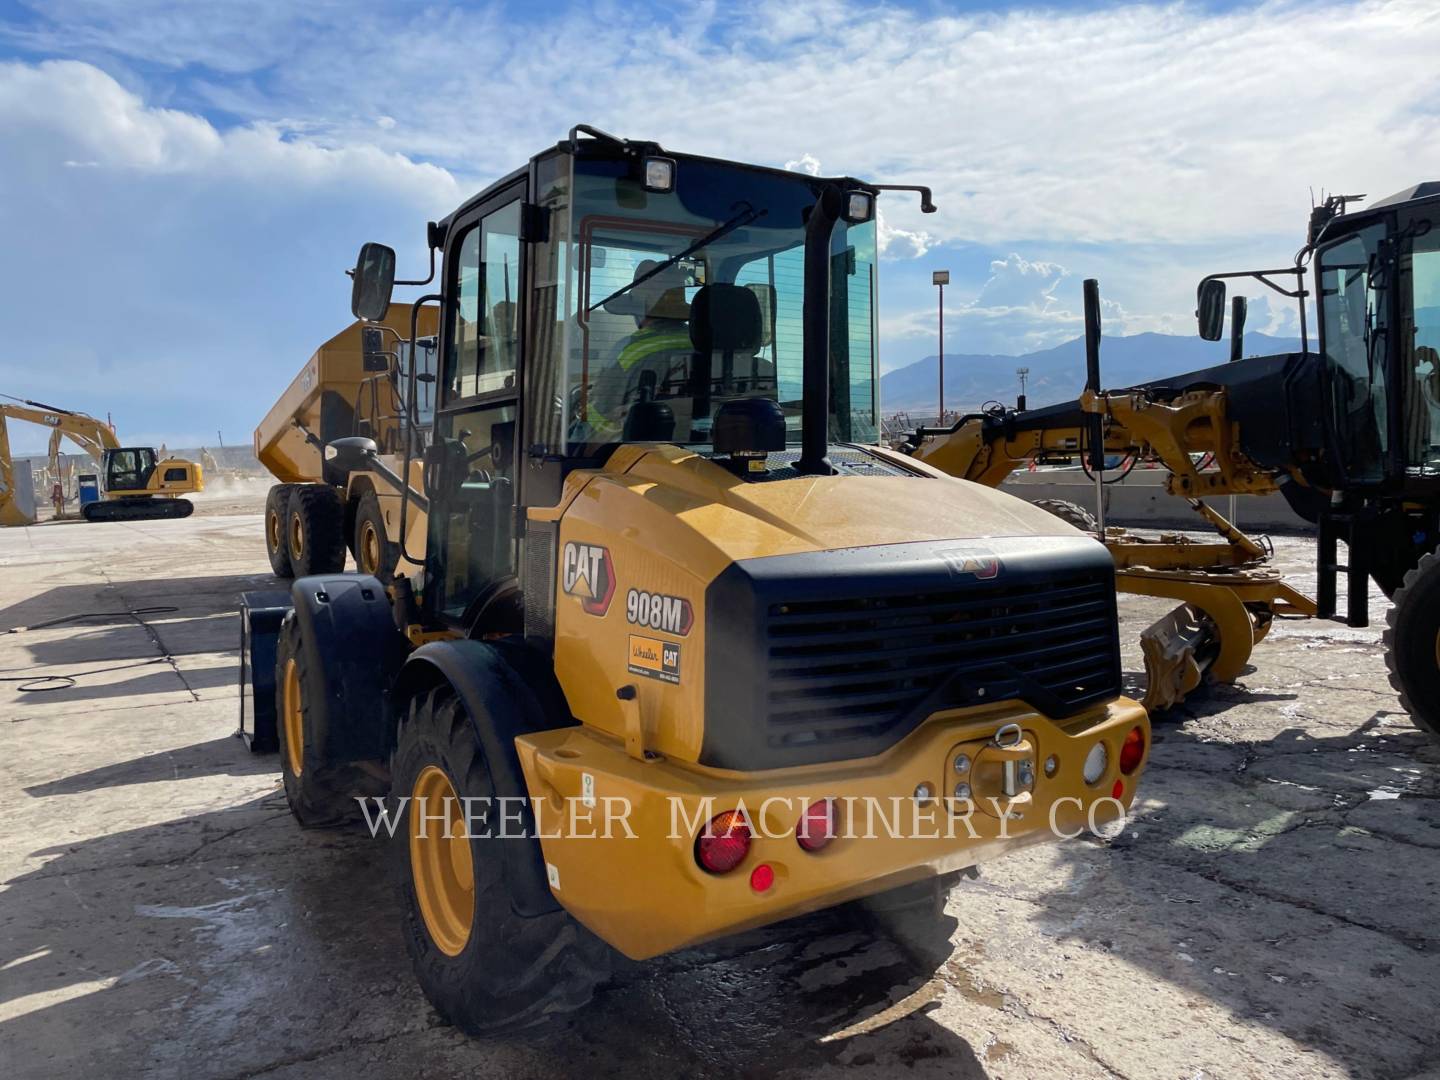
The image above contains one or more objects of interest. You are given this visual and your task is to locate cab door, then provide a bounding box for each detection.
[425,186,526,630]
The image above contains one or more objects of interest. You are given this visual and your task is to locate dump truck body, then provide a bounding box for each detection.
[255,304,437,580]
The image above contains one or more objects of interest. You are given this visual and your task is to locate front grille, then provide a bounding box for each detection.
[762,571,1118,752]
[701,536,1122,770]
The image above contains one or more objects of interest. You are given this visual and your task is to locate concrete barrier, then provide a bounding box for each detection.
[1000,467,1314,533]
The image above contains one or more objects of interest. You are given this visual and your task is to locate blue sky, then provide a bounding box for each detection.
[1,0,1436,451]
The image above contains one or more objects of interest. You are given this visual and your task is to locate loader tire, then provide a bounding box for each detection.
[265,484,299,576]
[353,491,398,585]
[287,485,347,577]
[391,683,610,1034]
[1033,498,1100,533]
[275,614,380,827]
[1383,549,1440,741]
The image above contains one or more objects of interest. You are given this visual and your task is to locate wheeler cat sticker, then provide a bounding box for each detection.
[562,542,615,615]
[625,588,694,636]
[628,635,682,684]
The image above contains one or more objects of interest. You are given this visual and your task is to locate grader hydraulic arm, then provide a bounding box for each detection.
[904,287,1319,711]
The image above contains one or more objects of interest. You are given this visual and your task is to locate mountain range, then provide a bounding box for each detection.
[879,331,1305,417]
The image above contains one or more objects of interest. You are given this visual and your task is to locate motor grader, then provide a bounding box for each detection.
[243,126,1150,1032]
[906,183,1440,740]
[255,306,438,581]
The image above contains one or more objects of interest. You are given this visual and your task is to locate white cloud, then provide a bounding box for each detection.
[11,1,1438,255]
[0,59,461,452]
[784,153,822,176]
[882,252,1187,357]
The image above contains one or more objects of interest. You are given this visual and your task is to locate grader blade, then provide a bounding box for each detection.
[1139,603,1212,712]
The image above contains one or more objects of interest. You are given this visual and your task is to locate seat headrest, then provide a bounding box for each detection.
[689,284,763,353]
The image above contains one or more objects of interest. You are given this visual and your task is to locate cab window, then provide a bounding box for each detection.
[447,202,522,401]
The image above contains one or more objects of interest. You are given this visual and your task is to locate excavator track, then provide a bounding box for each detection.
[82,498,194,523]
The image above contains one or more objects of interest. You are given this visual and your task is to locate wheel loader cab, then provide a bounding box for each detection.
[268,129,1149,1034]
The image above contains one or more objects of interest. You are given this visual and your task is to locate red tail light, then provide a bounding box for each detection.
[796,798,837,852]
[695,809,751,874]
[1119,726,1145,774]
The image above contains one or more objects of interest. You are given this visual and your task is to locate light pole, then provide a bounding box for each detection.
[1016,366,1030,411]
[933,270,949,422]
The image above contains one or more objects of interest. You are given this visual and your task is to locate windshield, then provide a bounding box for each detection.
[1319,223,1387,482]
[559,156,877,454]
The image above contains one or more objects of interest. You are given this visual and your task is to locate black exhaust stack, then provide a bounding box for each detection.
[797,185,844,476]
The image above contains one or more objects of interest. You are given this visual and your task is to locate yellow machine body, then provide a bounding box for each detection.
[510,443,1149,958]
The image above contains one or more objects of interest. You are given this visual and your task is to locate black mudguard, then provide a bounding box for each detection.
[391,638,576,916]
[289,574,410,763]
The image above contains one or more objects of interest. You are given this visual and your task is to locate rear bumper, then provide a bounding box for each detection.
[515,696,1148,960]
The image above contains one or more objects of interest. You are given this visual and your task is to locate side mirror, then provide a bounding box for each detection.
[351,242,396,322]
[361,326,388,373]
[1196,278,1227,341]
[1229,295,1248,362]
[324,436,378,476]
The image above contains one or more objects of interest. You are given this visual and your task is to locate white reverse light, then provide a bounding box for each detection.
[1082,742,1109,785]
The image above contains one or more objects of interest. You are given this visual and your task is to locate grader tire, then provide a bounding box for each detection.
[264,484,299,576]
[391,683,610,1034]
[275,615,382,827]
[1383,549,1440,741]
[1033,498,1100,533]
[288,485,347,577]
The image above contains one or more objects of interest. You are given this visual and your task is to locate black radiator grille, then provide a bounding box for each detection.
[762,571,1119,749]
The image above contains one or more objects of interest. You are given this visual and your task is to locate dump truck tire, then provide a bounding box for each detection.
[265,484,299,576]
[275,614,380,827]
[353,491,397,585]
[1384,549,1440,741]
[287,485,347,577]
[391,683,609,1034]
[1032,499,1099,533]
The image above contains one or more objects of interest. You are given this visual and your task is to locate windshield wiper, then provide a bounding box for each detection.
[587,203,767,314]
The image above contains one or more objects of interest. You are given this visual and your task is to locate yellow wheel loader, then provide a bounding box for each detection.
[255,307,438,581]
[240,127,1150,1033]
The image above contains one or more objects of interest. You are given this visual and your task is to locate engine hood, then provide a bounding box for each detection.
[574,442,1095,569]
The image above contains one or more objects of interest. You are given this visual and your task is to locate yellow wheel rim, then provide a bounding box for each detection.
[282,658,303,778]
[359,520,380,575]
[267,509,283,554]
[289,512,304,560]
[410,765,474,956]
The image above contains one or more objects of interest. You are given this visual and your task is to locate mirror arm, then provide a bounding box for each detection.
[869,184,937,214]
[395,241,439,287]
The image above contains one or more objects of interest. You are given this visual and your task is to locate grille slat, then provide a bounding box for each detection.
[759,569,1120,750]
[767,580,1107,629]
[769,603,1112,658]
[768,640,1118,695]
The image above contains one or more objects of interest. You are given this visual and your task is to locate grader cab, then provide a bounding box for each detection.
[242,127,1150,1033]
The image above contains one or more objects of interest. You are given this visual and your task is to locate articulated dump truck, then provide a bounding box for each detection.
[254,305,438,581]
[242,126,1151,1034]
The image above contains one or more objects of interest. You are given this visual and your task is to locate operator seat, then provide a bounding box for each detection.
[688,284,774,418]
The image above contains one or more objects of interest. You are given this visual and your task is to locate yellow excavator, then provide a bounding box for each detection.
[0,396,204,524]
